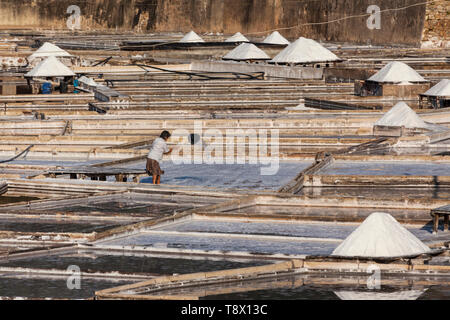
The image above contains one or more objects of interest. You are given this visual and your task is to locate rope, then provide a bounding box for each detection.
[0,145,34,164]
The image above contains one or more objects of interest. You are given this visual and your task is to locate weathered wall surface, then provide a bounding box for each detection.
[422,0,449,48]
[0,0,440,46]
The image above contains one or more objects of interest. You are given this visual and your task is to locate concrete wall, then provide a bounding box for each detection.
[191,61,323,80]
[0,0,434,46]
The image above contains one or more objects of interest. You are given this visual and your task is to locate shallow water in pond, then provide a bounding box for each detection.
[0,219,124,233]
[202,285,450,300]
[0,277,133,299]
[0,250,271,275]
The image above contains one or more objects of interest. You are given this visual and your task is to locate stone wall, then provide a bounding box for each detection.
[422,0,450,48]
[0,0,444,46]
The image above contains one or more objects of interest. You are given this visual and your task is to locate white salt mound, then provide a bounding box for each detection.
[225,32,249,43]
[179,31,205,43]
[223,43,270,61]
[368,61,426,83]
[25,56,75,78]
[271,37,340,64]
[29,42,72,59]
[332,212,431,258]
[263,31,290,45]
[335,289,426,301]
[423,79,450,97]
[375,101,428,129]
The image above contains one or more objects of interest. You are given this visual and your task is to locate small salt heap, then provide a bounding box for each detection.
[225,32,250,43]
[270,37,340,64]
[223,43,270,61]
[375,101,428,129]
[179,31,205,43]
[263,31,290,45]
[332,212,431,258]
[367,61,427,84]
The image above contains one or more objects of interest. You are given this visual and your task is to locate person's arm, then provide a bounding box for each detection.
[164,141,172,154]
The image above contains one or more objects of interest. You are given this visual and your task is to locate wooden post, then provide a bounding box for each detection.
[433,213,440,234]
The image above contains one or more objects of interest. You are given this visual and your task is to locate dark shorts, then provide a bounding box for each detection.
[146,158,164,176]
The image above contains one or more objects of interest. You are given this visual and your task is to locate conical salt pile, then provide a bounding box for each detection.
[368,61,426,83]
[271,37,340,64]
[332,212,431,258]
[29,42,72,59]
[25,56,75,78]
[263,31,290,45]
[423,79,450,97]
[223,43,270,61]
[225,32,249,43]
[179,31,205,43]
[375,101,427,129]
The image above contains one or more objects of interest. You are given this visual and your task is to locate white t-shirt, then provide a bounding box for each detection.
[148,137,169,163]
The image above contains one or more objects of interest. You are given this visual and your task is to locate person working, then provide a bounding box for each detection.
[146,131,172,185]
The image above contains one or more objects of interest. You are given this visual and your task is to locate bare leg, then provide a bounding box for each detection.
[152,175,157,185]
[156,175,161,185]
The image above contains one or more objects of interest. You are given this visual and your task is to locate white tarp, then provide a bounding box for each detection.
[78,76,98,87]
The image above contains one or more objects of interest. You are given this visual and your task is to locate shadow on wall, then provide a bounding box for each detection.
[0,0,428,46]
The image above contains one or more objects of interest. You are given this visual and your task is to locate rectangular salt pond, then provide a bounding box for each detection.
[3,193,197,218]
[318,161,450,176]
[151,219,439,241]
[98,219,440,256]
[225,205,430,223]
[0,249,271,276]
[0,276,134,299]
[300,187,450,200]
[121,161,310,190]
[116,273,450,300]
[0,217,125,233]
[199,277,450,300]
